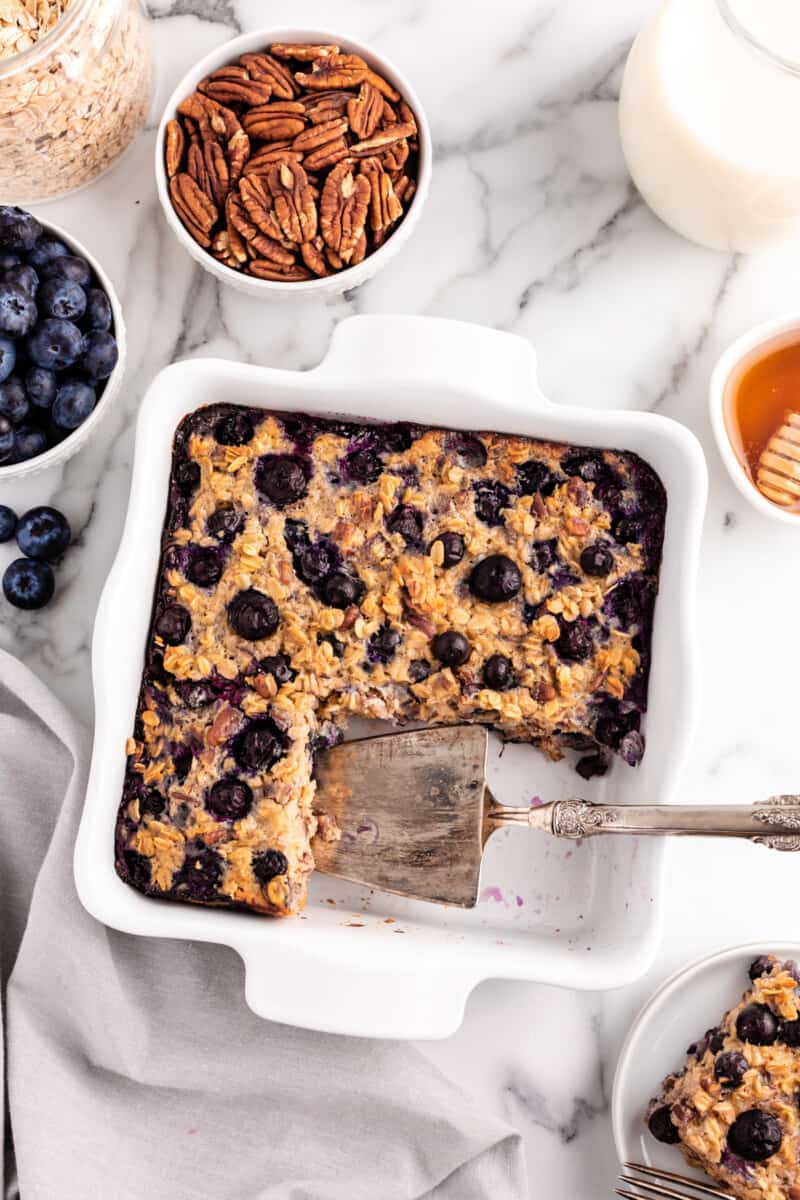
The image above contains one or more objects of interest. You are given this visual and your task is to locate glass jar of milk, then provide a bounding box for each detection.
[619,0,800,252]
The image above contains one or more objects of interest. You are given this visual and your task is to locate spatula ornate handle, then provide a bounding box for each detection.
[486,794,800,850]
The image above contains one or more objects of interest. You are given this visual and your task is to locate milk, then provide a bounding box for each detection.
[619,0,800,252]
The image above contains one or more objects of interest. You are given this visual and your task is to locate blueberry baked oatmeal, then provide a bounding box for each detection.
[647,955,800,1200]
[116,405,666,916]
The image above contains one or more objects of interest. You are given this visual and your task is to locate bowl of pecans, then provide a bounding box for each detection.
[155,29,431,296]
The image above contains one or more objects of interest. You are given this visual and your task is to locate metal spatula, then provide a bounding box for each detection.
[311,725,800,907]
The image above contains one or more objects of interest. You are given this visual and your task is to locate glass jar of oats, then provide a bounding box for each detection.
[0,0,152,203]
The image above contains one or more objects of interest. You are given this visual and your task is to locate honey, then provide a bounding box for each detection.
[724,334,800,510]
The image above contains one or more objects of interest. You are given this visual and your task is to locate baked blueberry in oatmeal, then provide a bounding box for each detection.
[116,405,666,916]
[647,955,800,1200]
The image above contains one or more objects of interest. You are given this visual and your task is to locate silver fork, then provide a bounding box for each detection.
[617,1161,731,1200]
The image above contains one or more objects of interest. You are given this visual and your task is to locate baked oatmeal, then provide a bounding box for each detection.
[115,405,666,916]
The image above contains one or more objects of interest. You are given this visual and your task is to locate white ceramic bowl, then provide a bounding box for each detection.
[155,29,432,298]
[613,942,800,1178]
[710,313,800,526]
[75,315,707,1039]
[0,219,126,480]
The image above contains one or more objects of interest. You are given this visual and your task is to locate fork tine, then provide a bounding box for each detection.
[617,1191,645,1200]
[622,1162,730,1199]
[618,1175,696,1200]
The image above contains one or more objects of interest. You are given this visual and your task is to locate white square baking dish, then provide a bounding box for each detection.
[74,315,707,1039]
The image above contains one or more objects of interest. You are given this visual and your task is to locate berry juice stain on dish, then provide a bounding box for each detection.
[724,334,800,509]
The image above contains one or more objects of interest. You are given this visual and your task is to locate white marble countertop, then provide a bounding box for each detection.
[3,0,800,1195]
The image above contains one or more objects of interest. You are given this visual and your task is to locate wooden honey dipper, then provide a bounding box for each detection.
[756,410,800,506]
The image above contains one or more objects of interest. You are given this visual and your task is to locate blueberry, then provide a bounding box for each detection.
[171,840,223,901]
[529,538,558,573]
[432,531,465,568]
[554,617,594,663]
[2,264,38,296]
[708,1026,727,1053]
[295,541,338,586]
[614,514,644,545]
[483,654,513,690]
[260,654,295,684]
[445,433,487,468]
[408,659,431,683]
[26,237,68,268]
[84,286,112,331]
[122,848,151,890]
[518,458,558,497]
[154,604,191,645]
[576,752,611,780]
[52,378,96,430]
[736,1004,778,1045]
[228,588,279,640]
[377,422,416,453]
[25,366,56,408]
[27,317,83,370]
[342,447,383,484]
[432,631,471,668]
[141,790,166,819]
[386,503,423,547]
[252,848,288,884]
[186,547,223,588]
[748,955,774,981]
[172,744,193,784]
[473,479,511,526]
[207,777,253,821]
[13,425,47,461]
[2,557,54,609]
[619,730,645,766]
[778,1019,800,1047]
[207,505,243,542]
[603,576,651,632]
[38,277,86,322]
[469,554,522,603]
[648,1105,680,1145]
[0,254,19,270]
[0,206,42,252]
[0,414,14,463]
[0,504,16,541]
[175,459,200,495]
[580,543,614,576]
[15,506,70,560]
[727,1111,782,1162]
[561,449,617,489]
[41,254,91,287]
[215,411,253,445]
[714,1051,748,1087]
[321,570,363,609]
[233,719,286,773]
[0,283,37,337]
[255,453,309,506]
[367,624,400,664]
[175,681,215,709]
[80,330,118,380]
[0,376,30,424]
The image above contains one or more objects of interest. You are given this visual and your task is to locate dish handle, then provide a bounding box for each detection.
[313,314,551,418]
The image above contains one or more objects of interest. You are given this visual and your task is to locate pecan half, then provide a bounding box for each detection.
[242,101,307,142]
[169,174,216,246]
[199,66,273,106]
[239,52,299,99]
[320,161,370,263]
[244,142,301,173]
[295,54,369,91]
[360,157,402,233]
[270,43,340,62]
[186,140,208,193]
[292,116,348,152]
[230,186,295,265]
[347,82,383,140]
[266,159,318,243]
[303,137,350,172]
[202,135,230,207]
[177,92,241,140]
[301,237,331,277]
[164,119,185,177]
[227,127,250,186]
[303,90,353,124]
[247,260,313,282]
[349,122,416,158]
[364,68,401,103]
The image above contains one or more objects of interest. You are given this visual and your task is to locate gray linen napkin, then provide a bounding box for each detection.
[0,648,525,1200]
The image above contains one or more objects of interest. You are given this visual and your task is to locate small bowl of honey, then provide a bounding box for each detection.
[711,313,800,524]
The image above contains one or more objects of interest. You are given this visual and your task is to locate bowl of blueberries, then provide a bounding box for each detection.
[0,205,125,477]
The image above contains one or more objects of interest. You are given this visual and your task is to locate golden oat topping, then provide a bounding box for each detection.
[115,405,666,917]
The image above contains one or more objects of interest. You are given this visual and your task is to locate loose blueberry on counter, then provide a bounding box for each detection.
[483,654,513,691]
[408,659,431,683]
[714,1051,749,1087]
[554,617,594,663]
[469,554,522,603]
[368,624,400,664]
[14,425,48,461]
[321,570,363,609]
[255,453,309,507]
[0,283,37,338]
[80,330,118,380]
[580,543,614,576]
[41,254,91,287]
[432,631,471,668]
[432,531,465,568]
[0,503,16,541]
[207,777,253,821]
[736,1003,779,1045]
[576,752,610,780]
[259,653,295,684]
[3,557,55,609]
[27,317,83,371]
[748,955,774,981]
[473,479,511,526]
[39,277,86,322]
[648,1105,680,1145]
[52,379,96,430]
[186,547,223,588]
[154,604,191,645]
[0,414,14,463]
[26,237,67,267]
[0,335,15,382]
[0,206,42,251]
[386,503,423,547]
[727,1111,782,1162]
[518,458,559,497]
[0,376,30,424]
[252,848,288,884]
[618,730,645,767]
[215,411,254,445]
[15,506,70,560]
[207,505,243,542]
[84,287,112,331]
[26,366,56,408]
[233,718,287,773]
[529,538,558,573]
[228,588,280,640]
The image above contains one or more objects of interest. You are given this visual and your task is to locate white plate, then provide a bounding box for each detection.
[612,941,800,1176]
[74,314,707,1039]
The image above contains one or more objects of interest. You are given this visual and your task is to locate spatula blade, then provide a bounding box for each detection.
[312,725,489,907]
